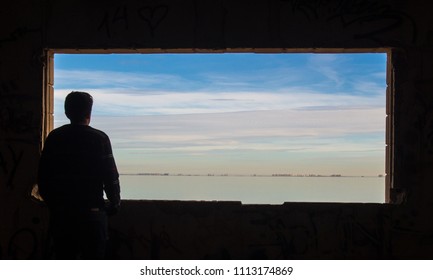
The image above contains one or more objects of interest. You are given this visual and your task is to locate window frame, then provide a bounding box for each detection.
[42,48,393,204]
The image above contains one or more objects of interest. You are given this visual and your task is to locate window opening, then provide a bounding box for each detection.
[51,52,388,204]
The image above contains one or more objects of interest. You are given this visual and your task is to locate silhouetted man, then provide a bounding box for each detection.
[38,91,121,259]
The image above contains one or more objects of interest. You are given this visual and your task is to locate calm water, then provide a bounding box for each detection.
[118,175,385,204]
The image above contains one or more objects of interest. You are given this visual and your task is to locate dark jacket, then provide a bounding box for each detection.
[38,124,121,214]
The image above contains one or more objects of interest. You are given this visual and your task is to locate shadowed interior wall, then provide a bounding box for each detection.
[1,0,433,259]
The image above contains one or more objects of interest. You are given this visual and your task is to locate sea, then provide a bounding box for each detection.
[118,175,385,204]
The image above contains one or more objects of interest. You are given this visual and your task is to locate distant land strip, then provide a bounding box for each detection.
[119,172,385,178]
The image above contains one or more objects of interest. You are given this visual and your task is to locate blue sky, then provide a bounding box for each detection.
[54,53,387,177]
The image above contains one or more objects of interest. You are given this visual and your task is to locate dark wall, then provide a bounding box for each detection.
[1,0,433,259]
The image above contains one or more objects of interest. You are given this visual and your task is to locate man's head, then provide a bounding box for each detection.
[64,91,93,124]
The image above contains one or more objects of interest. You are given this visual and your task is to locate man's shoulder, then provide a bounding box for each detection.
[86,126,110,139]
[46,124,71,138]
[47,124,110,141]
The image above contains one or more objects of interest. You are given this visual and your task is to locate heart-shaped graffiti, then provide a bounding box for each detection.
[138,5,169,37]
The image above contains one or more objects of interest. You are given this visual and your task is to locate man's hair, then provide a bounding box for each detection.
[64,91,93,122]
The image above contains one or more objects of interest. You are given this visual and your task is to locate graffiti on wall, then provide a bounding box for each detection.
[245,208,383,259]
[280,0,417,43]
[103,206,385,259]
[0,20,44,258]
[0,80,38,138]
[98,4,169,39]
[0,81,19,96]
[0,27,41,48]
[0,104,36,136]
[93,0,419,46]
[0,145,24,191]
[7,228,38,259]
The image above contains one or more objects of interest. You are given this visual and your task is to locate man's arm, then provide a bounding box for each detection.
[101,135,121,215]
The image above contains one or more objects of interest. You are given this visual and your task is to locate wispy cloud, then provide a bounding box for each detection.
[55,99,385,168]
[54,86,385,117]
[55,69,195,91]
[307,54,346,88]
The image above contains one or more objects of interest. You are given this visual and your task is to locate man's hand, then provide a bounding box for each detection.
[105,201,120,216]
